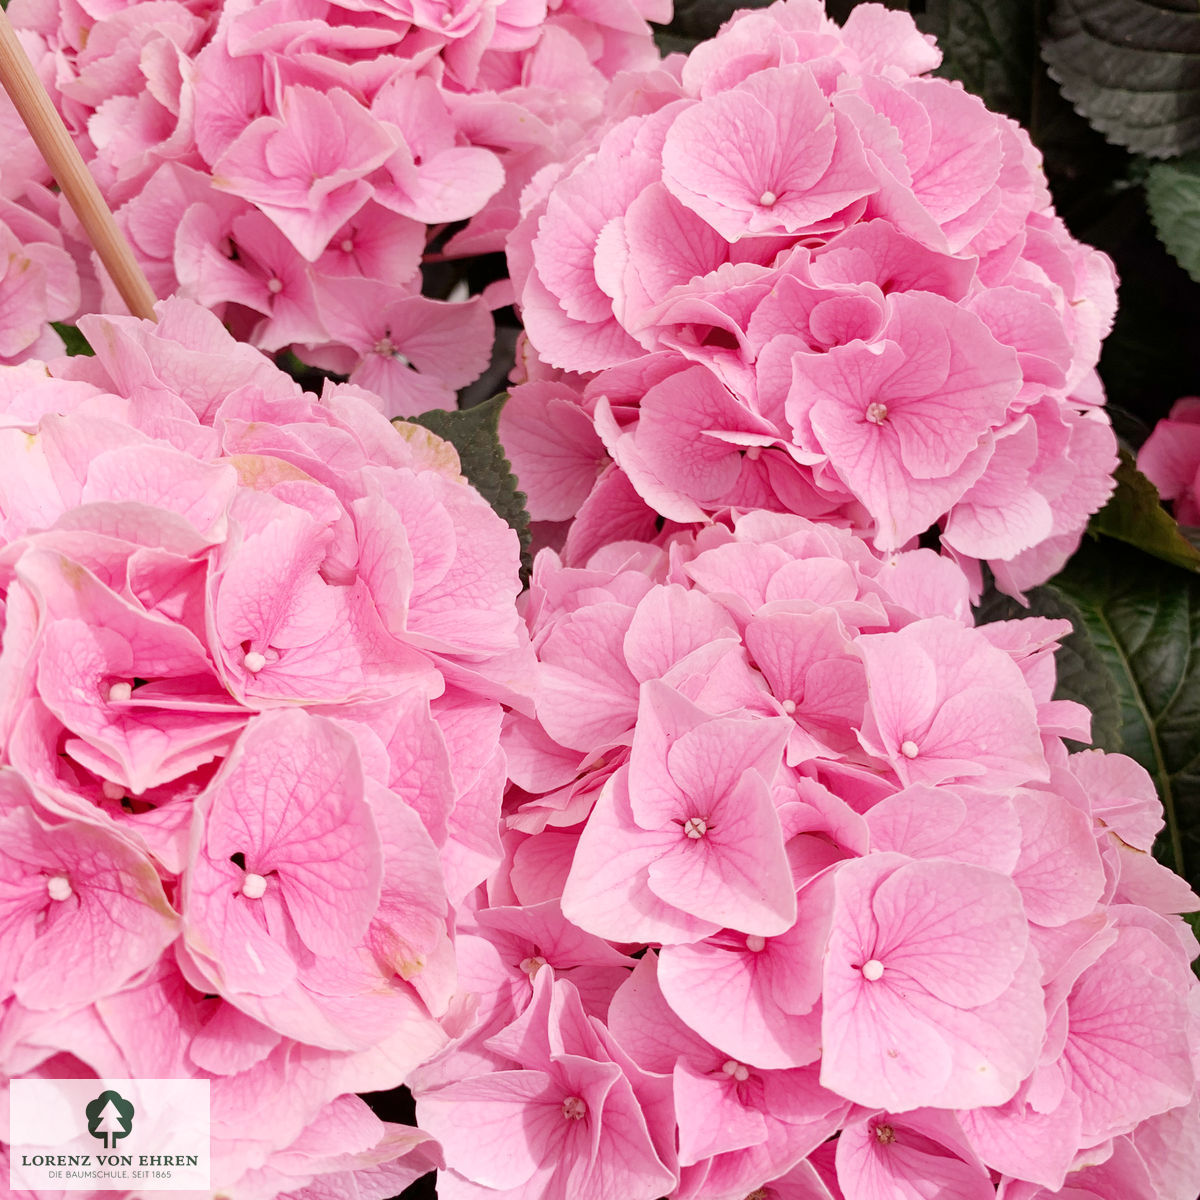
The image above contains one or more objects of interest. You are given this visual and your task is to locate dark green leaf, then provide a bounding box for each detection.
[1145,153,1200,282]
[1050,537,1200,888]
[51,322,94,356]
[973,580,1123,753]
[1042,0,1200,159]
[274,349,346,395]
[404,394,532,584]
[919,0,1038,125]
[663,0,769,38]
[1090,450,1200,571]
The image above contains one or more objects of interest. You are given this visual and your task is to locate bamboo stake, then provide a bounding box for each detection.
[0,9,157,320]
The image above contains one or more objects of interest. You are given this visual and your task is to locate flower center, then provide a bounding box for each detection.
[340,239,354,253]
[900,740,919,759]
[243,650,268,674]
[561,1096,586,1121]
[242,872,268,900]
[46,873,72,902]
[758,190,777,207]
[519,955,547,977]
[266,277,283,294]
[861,959,885,982]
[107,681,133,702]
[745,935,766,952]
[721,1059,750,1082]
[372,335,411,366]
[101,780,126,801]
[780,698,797,714]
[866,401,889,424]
[683,816,709,839]
[875,1123,896,1145]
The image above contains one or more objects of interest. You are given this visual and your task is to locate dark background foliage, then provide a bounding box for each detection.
[382,2,1200,1192]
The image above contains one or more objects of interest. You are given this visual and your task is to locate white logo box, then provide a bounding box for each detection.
[10,1079,210,1193]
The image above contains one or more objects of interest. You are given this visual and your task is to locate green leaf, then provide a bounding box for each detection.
[1042,0,1200,159]
[1089,450,1200,572]
[51,322,94,356]
[1050,537,1200,888]
[1145,153,1200,282]
[404,394,532,584]
[973,580,1123,753]
[663,0,769,38]
[919,0,1039,125]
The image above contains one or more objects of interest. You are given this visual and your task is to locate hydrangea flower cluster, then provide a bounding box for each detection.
[505,0,1120,593]
[1139,396,1200,527]
[2,0,667,410]
[415,513,1200,1200]
[0,297,531,1198]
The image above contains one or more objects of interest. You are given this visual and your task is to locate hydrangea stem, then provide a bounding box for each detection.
[0,10,157,320]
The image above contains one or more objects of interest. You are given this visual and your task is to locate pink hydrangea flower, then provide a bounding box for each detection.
[0,298,530,1199]
[1139,396,1200,525]
[507,0,1120,591]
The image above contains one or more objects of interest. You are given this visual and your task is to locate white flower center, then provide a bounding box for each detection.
[866,402,889,424]
[561,1096,586,1120]
[340,239,355,253]
[861,959,885,982]
[744,445,761,460]
[900,740,919,759]
[745,935,766,952]
[721,1059,750,1082]
[242,872,268,900]
[781,698,797,714]
[519,955,547,977]
[683,816,708,839]
[101,780,126,801]
[243,650,268,674]
[266,277,284,294]
[46,873,72,902]
[758,190,777,207]
[107,681,133,702]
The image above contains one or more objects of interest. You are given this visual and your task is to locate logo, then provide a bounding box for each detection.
[85,1089,134,1149]
[10,1078,210,1192]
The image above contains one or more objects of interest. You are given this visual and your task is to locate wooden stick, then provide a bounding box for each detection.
[0,10,157,320]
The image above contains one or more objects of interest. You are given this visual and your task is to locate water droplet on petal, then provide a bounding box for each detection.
[900,740,919,759]
[244,651,267,674]
[46,873,72,902]
[561,1096,586,1120]
[683,816,708,839]
[862,959,885,981]
[242,872,268,900]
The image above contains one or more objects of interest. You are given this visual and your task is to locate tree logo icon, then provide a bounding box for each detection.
[85,1090,134,1149]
